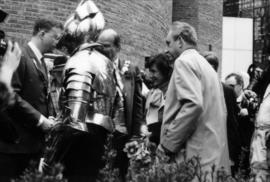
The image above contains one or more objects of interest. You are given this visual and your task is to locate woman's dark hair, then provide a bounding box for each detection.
[147,53,173,81]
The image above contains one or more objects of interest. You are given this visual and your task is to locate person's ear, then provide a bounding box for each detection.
[177,36,183,49]
[116,46,121,53]
[38,30,46,40]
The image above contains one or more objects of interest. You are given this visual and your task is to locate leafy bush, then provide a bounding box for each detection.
[98,136,259,182]
[12,162,67,182]
[14,136,265,182]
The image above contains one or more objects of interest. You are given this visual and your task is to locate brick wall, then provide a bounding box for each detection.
[96,0,172,66]
[0,0,222,68]
[0,0,172,67]
[172,0,223,71]
[0,0,78,45]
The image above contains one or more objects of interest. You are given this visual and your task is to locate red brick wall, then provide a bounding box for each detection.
[0,0,172,67]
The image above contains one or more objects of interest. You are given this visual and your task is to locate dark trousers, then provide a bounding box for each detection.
[148,122,162,146]
[0,153,40,182]
[112,132,129,181]
[54,124,108,182]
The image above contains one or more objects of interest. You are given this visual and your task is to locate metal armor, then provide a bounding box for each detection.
[62,43,117,133]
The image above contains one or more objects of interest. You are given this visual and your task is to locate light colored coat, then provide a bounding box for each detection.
[160,49,230,176]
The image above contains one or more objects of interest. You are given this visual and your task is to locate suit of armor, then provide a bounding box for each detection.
[63,43,116,133]
[51,43,117,181]
[42,1,118,181]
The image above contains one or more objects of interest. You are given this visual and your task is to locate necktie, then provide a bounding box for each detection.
[114,64,124,91]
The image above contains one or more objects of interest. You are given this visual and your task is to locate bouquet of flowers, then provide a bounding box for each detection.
[241,89,259,119]
[123,137,156,170]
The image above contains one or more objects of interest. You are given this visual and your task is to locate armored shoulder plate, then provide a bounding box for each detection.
[62,46,116,132]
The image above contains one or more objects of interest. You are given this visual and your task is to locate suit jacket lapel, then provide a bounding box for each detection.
[119,59,128,94]
[25,45,48,82]
[119,59,134,132]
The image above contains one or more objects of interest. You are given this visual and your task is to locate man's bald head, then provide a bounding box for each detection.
[97,28,121,50]
[96,29,121,61]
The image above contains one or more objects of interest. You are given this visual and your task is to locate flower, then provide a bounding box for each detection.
[124,137,156,168]
[124,140,141,158]
[120,60,131,78]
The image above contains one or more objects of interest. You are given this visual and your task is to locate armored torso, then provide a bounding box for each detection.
[62,43,117,132]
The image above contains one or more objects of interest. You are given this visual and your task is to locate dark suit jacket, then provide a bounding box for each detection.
[248,65,270,101]
[119,59,144,137]
[0,45,48,154]
[222,83,242,163]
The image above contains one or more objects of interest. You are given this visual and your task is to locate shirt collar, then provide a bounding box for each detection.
[114,57,120,69]
[28,41,43,62]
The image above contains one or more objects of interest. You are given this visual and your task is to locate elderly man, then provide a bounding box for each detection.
[97,28,145,180]
[158,22,230,180]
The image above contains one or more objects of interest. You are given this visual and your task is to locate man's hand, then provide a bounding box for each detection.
[140,124,151,137]
[239,108,248,117]
[243,89,257,99]
[39,116,56,131]
[156,144,171,162]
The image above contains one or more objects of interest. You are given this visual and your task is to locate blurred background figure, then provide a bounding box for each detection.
[144,52,172,145]
[239,71,250,89]
[47,55,67,118]
[225,73,257,176]
[0,40,21,110]
[247,63,270,102]
[203,51,242,176]
[249,67,270,182]
[0,10,21,110]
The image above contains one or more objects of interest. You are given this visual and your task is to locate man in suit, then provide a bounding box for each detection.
[97,28,145,179]
[225,73,256,176]
[157,22,230,180]
[0,18,63,181]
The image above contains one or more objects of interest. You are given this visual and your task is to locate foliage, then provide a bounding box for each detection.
[14,136,266,182]
[12,162,67,182]
[98,136,260,182]
[97,134,121,182]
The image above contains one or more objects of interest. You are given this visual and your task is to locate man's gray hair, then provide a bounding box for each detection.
[171,21,198,46]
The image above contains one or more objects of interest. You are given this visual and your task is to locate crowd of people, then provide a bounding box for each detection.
[0,0,270,182]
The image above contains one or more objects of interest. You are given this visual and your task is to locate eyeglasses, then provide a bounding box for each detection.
[228,84,237,88]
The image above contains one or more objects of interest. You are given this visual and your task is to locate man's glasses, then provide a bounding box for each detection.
[228,84,237,88]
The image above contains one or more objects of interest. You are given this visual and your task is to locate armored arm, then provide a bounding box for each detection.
[63,67,93,131]
[62,48,117,132]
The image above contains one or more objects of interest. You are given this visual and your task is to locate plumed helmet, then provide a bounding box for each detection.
[64,0,105,40]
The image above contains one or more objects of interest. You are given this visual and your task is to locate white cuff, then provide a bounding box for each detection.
[37,115,45,126]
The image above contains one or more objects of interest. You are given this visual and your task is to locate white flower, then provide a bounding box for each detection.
[121,60,131,75]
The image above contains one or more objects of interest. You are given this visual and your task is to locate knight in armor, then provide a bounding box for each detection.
[42,1,119,181]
